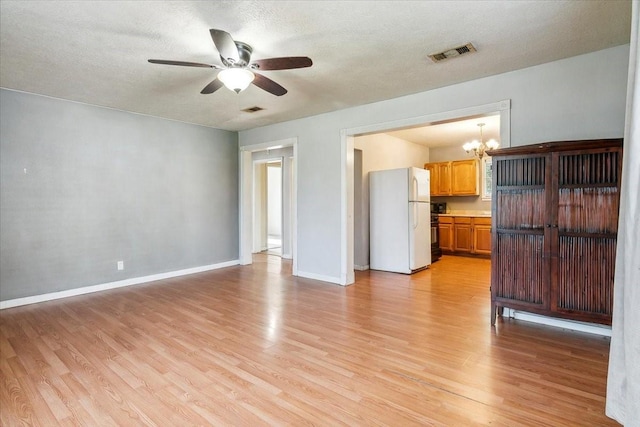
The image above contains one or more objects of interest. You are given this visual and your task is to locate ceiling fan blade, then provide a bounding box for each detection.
[252,73,287,96]
[148,59,220,69]
[200,78,224,94]
[250,57,313,71]
[210,29,240,63]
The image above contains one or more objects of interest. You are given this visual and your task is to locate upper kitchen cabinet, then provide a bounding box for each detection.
[424,163,439,195]
[425,162,451,195]
[451,159,479,195]
[424,159,479,196]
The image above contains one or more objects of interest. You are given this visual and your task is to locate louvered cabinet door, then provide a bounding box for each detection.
[491,154,550,324]
[552,148,621,324]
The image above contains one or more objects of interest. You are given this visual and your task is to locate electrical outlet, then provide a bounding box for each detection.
[117,261,124,271]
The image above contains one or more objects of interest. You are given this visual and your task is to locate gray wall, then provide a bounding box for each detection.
[239,45,629,283]
[0,89,239,301]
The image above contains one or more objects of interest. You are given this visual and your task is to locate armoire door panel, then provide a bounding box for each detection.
[556,235,616,317]
[494,232,546,306]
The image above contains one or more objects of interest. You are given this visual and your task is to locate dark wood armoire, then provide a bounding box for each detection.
[489,139,623,325]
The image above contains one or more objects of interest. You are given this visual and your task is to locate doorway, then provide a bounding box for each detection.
[253,160,283,256]
[352,114,502,270]
[343,100,512,285]
[239,139,297,274]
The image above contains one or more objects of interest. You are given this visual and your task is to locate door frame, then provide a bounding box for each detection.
[239,138,298,275]
[340,99,511,285]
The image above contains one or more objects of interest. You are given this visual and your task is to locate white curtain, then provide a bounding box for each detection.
[606,1,640,425]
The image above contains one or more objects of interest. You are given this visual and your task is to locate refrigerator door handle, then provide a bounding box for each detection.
[413,203,419,229]
[412,176,419,201]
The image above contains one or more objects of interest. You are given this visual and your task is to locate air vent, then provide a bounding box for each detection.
[242,106,264,113]
[428,43,476,63]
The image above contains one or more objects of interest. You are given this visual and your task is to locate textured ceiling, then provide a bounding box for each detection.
[386,114,501,148]
[0,1,632,132]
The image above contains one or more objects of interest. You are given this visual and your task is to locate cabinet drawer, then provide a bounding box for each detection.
[473,217,492,225]
[438,216,453,224]
[454,217,471,224]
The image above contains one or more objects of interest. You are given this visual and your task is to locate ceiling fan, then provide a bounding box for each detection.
[148,29,312,96]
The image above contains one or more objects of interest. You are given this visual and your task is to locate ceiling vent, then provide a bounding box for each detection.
[242,106,264,113]
[428,43,476,63]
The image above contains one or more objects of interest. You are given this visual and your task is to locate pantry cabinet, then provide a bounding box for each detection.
[489,139,623,326]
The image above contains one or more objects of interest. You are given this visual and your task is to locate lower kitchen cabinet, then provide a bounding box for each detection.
[439,216,491,257]
[472,218,492,255]
[438,217,454,251]
[453,217,472,253]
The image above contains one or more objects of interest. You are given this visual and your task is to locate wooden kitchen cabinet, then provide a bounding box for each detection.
[424,159,478,196]
[424,163,439,196]
[439,216,491,257]
[473,217,492,255]
[436,162,451,195]
[490,139,622,326]
[453,217,472,252]
[424,162,451,195]
[438,216,454,251]
[451,159,479,195]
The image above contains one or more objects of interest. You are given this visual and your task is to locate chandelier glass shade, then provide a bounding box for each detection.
[463,123,499,158]
[217,68,255,93]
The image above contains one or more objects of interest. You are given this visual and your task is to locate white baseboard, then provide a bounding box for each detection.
[354,264,369,271]
[0,260,240,310]
[282,253,292,260]
[503,308,612,337]
[297,270,344,286]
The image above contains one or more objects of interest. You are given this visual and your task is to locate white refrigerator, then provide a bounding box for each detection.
[369,167,431,274]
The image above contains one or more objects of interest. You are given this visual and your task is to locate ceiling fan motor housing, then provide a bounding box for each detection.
[222,42,252,67]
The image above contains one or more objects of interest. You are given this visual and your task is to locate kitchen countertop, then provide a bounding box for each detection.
[438,211,492,218]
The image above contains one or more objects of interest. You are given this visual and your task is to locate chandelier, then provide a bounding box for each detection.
[462,123,499,158]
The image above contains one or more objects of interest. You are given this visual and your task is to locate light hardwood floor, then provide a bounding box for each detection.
[0,255,617,426]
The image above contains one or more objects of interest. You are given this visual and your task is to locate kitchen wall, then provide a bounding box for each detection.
[353,133,430,269]
[429,144,491,213]
[0,89,239,302]
[239,45,629,284]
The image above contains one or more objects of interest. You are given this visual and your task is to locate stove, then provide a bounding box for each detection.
[431,213,442,262]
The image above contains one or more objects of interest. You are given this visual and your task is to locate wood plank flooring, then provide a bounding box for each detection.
[0,255,617,426]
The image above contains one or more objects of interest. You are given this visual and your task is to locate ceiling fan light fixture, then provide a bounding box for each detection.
[217,68,255,93]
